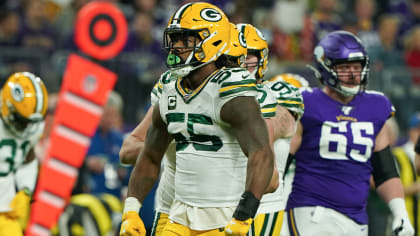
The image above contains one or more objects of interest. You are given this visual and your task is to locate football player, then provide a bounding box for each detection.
[119,22,281,236]
[0,72,48,236]
[264,73,310,214]
[237,24,305,236]
[119,2,276,236]
[285,31,414,236]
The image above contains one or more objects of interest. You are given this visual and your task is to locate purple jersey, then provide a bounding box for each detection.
[286,88,394,224]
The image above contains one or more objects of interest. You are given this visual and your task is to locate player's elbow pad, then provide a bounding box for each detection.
[371,146,399,187]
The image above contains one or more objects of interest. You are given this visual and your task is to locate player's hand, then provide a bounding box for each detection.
[392,216,414,236]
[120,211,146,236]
[9,190,31,229]
[225,218,253,236]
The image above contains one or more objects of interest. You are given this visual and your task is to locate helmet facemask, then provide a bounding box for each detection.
[164,28,202,76]
[245,49,268,82]
[310,31,370,97]
[238,23,269,81]
[164,2,230,77]
[245,51,259,74]
[331,59,369,97]
[0,72,48,137]
[164,27,225,77]
[312,50,369,97]
[1,103,42,137]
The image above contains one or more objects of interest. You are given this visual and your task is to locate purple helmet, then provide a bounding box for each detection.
[311,31,369,96]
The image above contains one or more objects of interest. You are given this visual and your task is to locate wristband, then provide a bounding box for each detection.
[388,198,409,218]
[21,187,33,197]
[123,197,142,214]
[233,191,260,221]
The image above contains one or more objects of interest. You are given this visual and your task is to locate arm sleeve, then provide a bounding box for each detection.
[371,146,400,187]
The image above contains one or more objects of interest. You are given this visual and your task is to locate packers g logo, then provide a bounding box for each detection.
[200,8,222,22]
[238,32,247,48]
[11,84,24,102]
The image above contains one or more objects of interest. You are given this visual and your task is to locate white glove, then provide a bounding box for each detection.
[388,198,414,236]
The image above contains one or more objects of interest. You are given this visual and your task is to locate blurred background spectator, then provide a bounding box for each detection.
[0,9,20,46]
[18,0,56,52]
[354,0,380,49]
[53,0,90,46]
[84,91,129,198]
[393,112,420,236]
[404,26,420,85]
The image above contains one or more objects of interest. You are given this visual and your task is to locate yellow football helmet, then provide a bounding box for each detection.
[164,2,230,77]
[224,23,247,67]
[0,72,48,137]
[266,73,309,88]
[237,23,268,79]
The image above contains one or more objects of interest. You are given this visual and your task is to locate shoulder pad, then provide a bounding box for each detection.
[210,68,257,98]
[265,81,304,119]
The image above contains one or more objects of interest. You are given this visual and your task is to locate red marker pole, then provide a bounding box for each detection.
[25,2,127,235]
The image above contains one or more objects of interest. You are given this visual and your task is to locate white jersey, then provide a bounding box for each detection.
[158,67,258,229]
[154,143,176,214]
[158,67,257,207]
[151,74,176,215]
[0,119,44,212]
[257,80,304,214]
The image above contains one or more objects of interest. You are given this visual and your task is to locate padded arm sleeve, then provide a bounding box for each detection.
[371,146,400,187]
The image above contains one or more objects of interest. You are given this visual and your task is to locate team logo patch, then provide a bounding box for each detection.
[82,74,98,93]
[168,95,177,110]
[342,106,353,115]
[11,84,24,102]
[238,32,247,48]
[200,8,222,22]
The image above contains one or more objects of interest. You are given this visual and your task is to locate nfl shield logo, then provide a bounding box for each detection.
[183,93,191,100]
[342,106,353,115]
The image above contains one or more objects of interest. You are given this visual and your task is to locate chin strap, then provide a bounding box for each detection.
[306,64,361,97]
[339,85,360,97]
[170,60,213,78]
[167,41,228,78]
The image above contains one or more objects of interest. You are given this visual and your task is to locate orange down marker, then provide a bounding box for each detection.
[25,1,127,235]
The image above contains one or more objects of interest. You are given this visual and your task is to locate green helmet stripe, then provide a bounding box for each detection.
[171,3,193,25]
[24,72,43,115]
